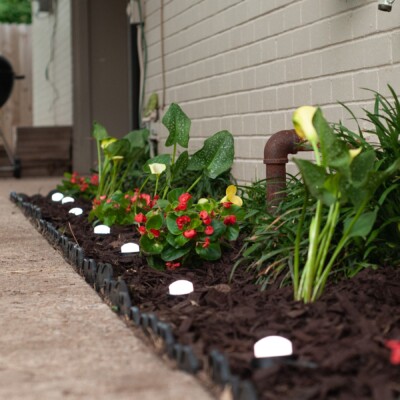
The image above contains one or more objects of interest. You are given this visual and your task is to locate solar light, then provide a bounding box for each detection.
[69,207,83,216]
[94,225,110,234]
[51,192,64,202]
[254,336,293,359]
[61,196,75,204]
[168,280,194,295]
[121,242,140,253]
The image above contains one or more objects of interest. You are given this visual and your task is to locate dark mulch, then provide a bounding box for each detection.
[28,194,400,400]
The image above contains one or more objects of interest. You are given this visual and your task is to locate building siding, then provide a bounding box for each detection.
[144,0,400,183]
[32,0,72,126]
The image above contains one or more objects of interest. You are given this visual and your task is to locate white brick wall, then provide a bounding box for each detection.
[32,0,72,126]
[145,0,400,184]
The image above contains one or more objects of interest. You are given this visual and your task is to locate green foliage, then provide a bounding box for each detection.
[137,192,245,269]
[0,0,31,24]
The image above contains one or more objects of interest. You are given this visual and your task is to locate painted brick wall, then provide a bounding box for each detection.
[32,0,72,126]
[144,0,400,184]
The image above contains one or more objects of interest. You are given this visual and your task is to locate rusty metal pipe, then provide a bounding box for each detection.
[264,129,303,210]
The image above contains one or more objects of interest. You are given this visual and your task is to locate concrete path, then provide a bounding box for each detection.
[0,178,214,400]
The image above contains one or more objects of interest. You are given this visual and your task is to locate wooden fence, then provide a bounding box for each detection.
[0,23,32,151]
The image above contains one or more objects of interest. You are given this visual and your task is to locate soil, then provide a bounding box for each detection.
[27,194,400,400]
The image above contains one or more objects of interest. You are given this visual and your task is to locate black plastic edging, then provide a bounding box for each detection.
[11,192,259,400]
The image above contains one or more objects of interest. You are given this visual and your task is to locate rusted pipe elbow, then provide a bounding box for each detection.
[264,129,302,210]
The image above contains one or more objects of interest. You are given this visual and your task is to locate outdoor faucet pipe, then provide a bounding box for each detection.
[264,129,308,211]
[378,0,396,11]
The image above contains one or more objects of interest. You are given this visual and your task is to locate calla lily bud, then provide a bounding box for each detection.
[112,155,124,161]
[292,106,318,144]
[349,148,362,160]
[149,163,167,175]
[101,137,117,149]
[198,198,208,204]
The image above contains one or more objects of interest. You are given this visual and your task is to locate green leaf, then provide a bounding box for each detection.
[92,121,109,141]
[105,139,129,158]
[124,129,149,149]
[188,131,234,179]
[209,219,226,239]
[161,245,191,261]
[166,214,182,235]
[140,235,164,254]
[195,242,221,261]
[145,213,163,230]
[146,256,165,271]
[162,103,191,148]
[313,109,351,173]
[167,187,186,203]
[225,225,240,241]
[350,150,376,186]
[344,208,378,239]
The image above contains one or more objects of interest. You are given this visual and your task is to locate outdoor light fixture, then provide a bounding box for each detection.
[94,225,110,234]
[168,280,194,295]
[378,0,396,11]
[121,243,140,254]
[69,208,83,216]
[51,192,64,202]
[254,336,293,359]
[61,196,74,204]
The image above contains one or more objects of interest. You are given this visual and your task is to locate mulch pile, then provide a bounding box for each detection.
[27,194,400,400]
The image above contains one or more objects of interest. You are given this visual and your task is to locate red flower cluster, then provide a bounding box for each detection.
[176,215,191,230]
[90,174,99,186]
[223,215,237,225]
[166,262,181,271]
[70,171,90,192]
[199,210,212,225]
[175,192,192,211]
[204,225,214,235]
[135,213,147,224]
[130,190,159,209]
[386,340,400,365]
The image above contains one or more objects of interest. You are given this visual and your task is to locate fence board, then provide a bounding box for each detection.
[0,23,32,151]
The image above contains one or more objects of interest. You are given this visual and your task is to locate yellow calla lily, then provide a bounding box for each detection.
[220,185,243,207]
[101,137,118,149]
[292,106,318,144]
[349,147,362,161]
[149,163,166,175]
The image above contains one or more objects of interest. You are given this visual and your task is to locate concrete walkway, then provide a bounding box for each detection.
[0,178,214,400]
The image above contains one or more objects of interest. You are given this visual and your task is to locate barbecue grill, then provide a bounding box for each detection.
[0,55,24,177]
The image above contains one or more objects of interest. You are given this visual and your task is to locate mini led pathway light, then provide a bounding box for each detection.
[69,207,83,216]
[121,242,140,254]
[94,225,111,234]
[61,196,75,204]
[51,192,64,202]
[168,280,194,295]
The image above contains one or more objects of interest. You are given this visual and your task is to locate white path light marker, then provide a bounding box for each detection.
[51,192,64,202]
[94,225,111,234]
[121,243,140,253]
[169,280,194,295]
[69,207,83,216]
[62,196,75,204]
[254,336,293,359]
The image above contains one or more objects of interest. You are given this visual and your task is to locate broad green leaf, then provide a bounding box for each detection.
[146,256,165,271]
[167,187,186,203]
[187,131,234,179]
[105,139,130,158]
[225,225,240,241]
[161,244,191,261]
[344,208,378,238]
[166,214,182,235]
[162,103,191,148]
[140,235,164,254]
[313,109,351,173]
[145,213,163,230]
[124,129,149,149]
[92,121,109,141]
[209,219,226,239]
[350,150,376,186]
[195,242,221,261]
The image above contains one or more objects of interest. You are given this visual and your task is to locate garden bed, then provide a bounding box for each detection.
[12,192,400,400]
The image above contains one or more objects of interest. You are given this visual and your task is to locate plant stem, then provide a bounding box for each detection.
[186,174,202,193]
[293,190,308,299]
[96,140,102,196]
[312,199,368,300]
[154,175,160,198]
